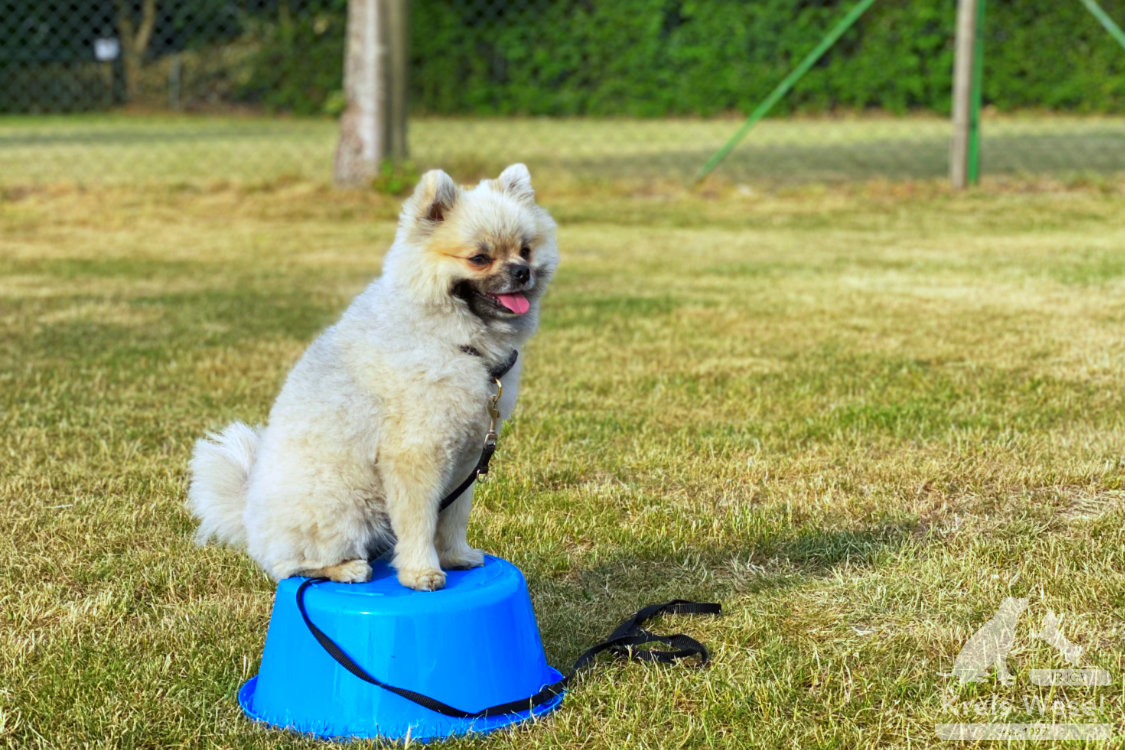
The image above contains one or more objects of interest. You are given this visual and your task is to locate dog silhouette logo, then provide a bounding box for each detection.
[1029,609,1111,687]
[949,598,1111,688]
[952,597,1028,684]
[938,598,1115,741]
[1036,610,1083,666]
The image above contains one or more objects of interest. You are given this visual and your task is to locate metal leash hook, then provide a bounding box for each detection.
[477,378,503,482]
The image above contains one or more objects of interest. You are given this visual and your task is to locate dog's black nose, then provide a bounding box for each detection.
[508,263,531,285]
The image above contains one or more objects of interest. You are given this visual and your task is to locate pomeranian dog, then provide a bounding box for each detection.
[187,164,558,591]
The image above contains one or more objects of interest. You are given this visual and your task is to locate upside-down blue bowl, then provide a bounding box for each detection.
[238,555,564,741]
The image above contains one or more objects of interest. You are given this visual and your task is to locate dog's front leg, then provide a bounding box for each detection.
[436,487,485,569]
[382,446,446,591]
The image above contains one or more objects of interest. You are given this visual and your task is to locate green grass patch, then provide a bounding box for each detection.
[2,179,1125,748]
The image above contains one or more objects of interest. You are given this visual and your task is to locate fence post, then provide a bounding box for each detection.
[967,0,986,184]
[386,0,409,163]
[951,0,981,189]
[334,0,388,187]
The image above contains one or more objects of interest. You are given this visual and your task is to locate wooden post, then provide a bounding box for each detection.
[333,0,409,186]
[334,0,388,187]
[950,0,978,189]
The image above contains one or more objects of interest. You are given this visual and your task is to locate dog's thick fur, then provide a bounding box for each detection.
[187,165,558,590]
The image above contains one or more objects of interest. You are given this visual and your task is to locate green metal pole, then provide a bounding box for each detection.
[694,0,879,183]
[966,0,985,184]
[1078,0,1125,51]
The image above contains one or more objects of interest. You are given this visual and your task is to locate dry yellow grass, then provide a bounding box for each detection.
[2,176,1124,748]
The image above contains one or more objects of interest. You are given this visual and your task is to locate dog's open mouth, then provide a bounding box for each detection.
[453,281,532,318]
[483,292,530,315]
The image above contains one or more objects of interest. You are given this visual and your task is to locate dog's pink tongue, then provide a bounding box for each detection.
[495,293,530,315]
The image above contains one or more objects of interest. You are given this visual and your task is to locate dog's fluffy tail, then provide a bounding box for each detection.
[187,422,261,547]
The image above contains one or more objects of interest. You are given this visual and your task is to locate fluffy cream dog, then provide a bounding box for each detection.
[187,164,557,591]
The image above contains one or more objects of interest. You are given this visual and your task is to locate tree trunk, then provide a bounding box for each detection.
[334,0,387,187]
[115,0,158,103]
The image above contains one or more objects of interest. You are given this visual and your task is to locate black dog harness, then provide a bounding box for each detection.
[295,347,722,720]
[459,346,520,381]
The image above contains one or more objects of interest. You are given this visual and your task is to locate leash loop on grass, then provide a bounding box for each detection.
[296,578,721,719]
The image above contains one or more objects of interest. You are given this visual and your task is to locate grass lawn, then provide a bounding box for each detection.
[2,173,1125,748]
[1,112,1124,186]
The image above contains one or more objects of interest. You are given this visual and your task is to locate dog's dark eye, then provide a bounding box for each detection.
[468,254,491,267]
[519,245,531,260]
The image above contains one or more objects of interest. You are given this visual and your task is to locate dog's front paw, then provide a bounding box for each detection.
[320,559,373,583]
[397,567,446,591]
[439,546,485,570]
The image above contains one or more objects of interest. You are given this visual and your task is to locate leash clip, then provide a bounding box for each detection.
[486,377,502,432]
[477,378,502,483]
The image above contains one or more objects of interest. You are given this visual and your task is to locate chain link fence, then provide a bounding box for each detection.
[2,0,1124,187]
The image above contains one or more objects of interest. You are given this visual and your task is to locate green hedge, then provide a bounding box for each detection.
[243,0,1125,116]
[0,62,117,113]
[237,3,348,115]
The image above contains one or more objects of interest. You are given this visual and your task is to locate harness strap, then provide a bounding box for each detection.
[438,470,480,513]
[459,347,519,380]
[437,430,499,512]
[296,578,720,719]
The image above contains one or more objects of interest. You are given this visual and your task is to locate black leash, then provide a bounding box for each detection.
[437,348,520,512]
[296,579,721,719]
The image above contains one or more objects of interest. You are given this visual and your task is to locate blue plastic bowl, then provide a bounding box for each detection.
[239,555,564,741]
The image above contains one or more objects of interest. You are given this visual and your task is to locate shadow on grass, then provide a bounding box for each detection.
[10,286,337,368]
[527,519,917,666]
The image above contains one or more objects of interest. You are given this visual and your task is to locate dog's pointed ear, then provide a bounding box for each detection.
[496,163,534,203]
[407,169,459,227]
